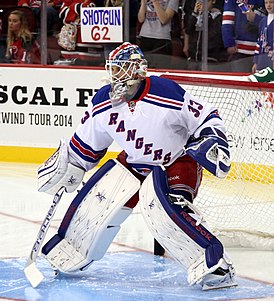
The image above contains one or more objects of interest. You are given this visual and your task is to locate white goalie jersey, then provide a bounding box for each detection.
[68,75,227,176]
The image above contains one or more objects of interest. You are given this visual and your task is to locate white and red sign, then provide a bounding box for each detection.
[80,7,123,43]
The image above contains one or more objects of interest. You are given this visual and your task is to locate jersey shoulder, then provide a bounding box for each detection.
[91,84,112,107]
[148,75,187,104]
[90,84,112,117]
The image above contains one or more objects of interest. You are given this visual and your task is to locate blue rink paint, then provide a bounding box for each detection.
[1,252,274,301]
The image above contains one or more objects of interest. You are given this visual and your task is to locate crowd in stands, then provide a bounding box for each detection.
[0,0,273,72]
[4,9,40,63]
[183,0,226,70]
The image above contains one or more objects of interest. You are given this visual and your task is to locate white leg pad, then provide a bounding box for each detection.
[139,168,235,286]
[44,207,132,273]
[42,159,140,273]
[139,172,205,271]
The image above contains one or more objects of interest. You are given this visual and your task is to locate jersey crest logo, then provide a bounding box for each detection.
[128,100,136,113]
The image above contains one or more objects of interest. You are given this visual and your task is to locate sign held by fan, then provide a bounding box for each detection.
[80,7,123,43]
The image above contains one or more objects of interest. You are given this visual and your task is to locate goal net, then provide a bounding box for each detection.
[162,74,274,250]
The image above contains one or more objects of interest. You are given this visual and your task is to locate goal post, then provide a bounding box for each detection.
[161,74,274,250]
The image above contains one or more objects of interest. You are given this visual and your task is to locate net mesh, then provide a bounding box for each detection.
[180,82,274,249]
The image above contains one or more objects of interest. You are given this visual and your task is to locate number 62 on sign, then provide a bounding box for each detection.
[81,7,123,43]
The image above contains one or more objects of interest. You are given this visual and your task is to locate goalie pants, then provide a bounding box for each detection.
[116,151,203,208]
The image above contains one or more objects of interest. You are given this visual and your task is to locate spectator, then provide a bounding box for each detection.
[184,0,227,70]
[57,0,105,65]
[17,0,62,35]
[182,0,195,27]
[103,0,138,59]
[215,0,224,11]
[252,0,274,72]
[222,0,266,72]
[181,0,195,58]
[5,10,40,64]
[137,0,179,68]
[59,0,103,25]
[0,16,4,61]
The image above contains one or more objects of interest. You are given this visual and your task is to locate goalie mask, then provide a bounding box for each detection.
[105,42,148,105]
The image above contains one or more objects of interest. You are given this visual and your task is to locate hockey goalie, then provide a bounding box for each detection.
[34,42,237,290]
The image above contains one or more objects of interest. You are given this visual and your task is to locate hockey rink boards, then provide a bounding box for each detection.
[0,162,274,301]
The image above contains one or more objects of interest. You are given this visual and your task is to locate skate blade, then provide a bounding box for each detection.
[202,280,238,291]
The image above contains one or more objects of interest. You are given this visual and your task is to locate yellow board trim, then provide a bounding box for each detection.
[0,146,118,166]
[200,162,274,184]
[228,162,274,184]
[0,146,273,184]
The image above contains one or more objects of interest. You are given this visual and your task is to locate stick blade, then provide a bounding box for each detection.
[24,262,44,288]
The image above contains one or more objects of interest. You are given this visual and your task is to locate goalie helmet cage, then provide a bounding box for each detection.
[160,74,274,250]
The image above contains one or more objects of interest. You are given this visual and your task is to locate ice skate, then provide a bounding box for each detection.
[201,266,237,291]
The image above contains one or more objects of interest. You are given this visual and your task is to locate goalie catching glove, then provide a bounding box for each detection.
[185,127,230,178]
[38,138,85,195]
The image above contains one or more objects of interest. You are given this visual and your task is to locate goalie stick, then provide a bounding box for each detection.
[24,186,65,288]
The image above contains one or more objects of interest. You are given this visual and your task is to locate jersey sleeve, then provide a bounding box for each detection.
[253,12,264,27]
[59,0,81,23]
[181,91,227,141]
[68,88,114,171]
[221,0,236,48]
[168,0,179,13]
